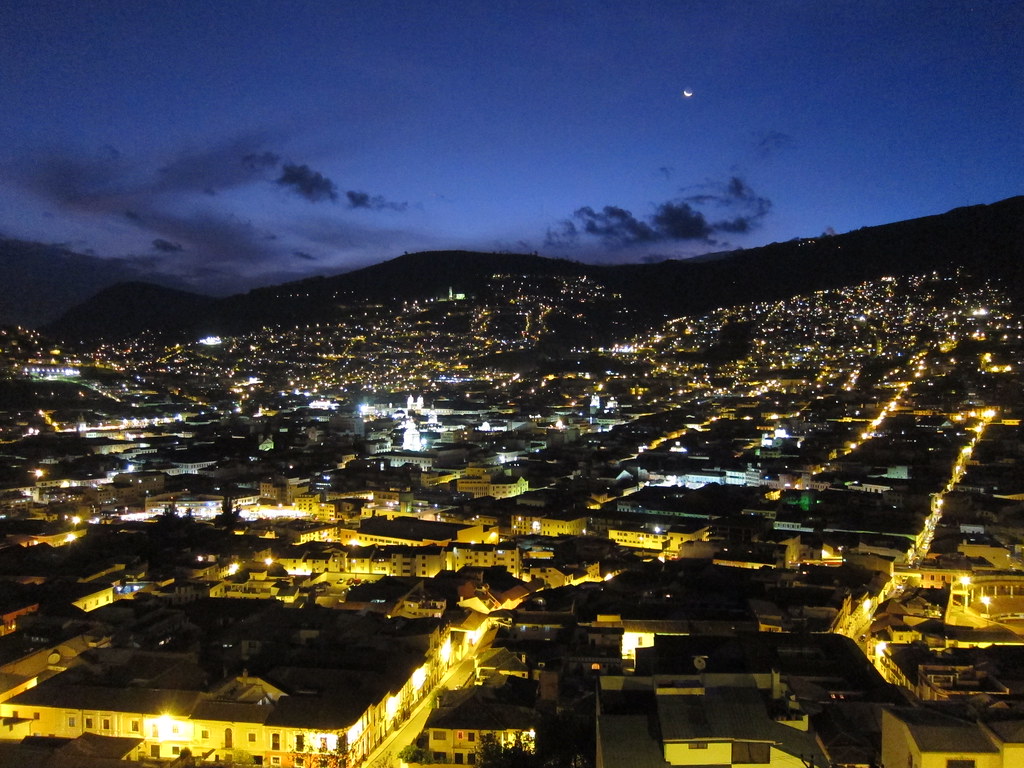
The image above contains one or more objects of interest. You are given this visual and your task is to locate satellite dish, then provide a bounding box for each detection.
[693,655,707,671]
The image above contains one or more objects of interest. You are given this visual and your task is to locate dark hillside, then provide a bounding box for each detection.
[44,196,1024,341]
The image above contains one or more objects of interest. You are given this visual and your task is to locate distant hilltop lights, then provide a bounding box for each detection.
[440,286,466,302]
[23,364,80,378]
[308,399,339,410]
[198,335,222,346]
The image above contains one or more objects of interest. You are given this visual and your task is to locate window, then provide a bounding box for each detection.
[295,734,305,751]
[67,717,76,728]
[732,742,770,764]
[249,731,257,743]
[455,755,464,765]
[689,742,709,749]
[271,758,281,766]
[457,731,466,740]
[32,712,39,720]
[102,718,110,730]
[468,732,476,742]
[468,755,476,765]
[272,733,281,750]
[947,762,975,768]
[86,717,94,729]
[151,745,161,759]
[172,746,180,756]
[433,731,447,740]
[201,729,209,739]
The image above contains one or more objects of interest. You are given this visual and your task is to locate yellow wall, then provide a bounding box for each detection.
[663,741,732,765]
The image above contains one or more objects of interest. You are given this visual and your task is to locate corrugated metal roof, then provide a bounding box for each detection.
[597,715,668,768]
[886,707,998,753]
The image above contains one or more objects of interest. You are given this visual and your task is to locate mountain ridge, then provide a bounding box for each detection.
[41,195,1024,341]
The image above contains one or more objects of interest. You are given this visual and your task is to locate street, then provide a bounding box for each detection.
[360,628,496,768]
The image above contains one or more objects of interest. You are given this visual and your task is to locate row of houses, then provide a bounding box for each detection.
[0,610,478,767]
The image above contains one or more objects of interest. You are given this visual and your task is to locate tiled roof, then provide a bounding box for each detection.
[192,700,273,724]
[9,684,200,716]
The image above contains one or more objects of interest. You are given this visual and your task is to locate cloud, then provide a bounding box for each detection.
[16,136,285,209]
[490,239,536,254]
[548,176,772,249]
[155,136,282,195]
[345,190,407,211]
[4,138,431,294]
[651,201,712,240]
[152,238,184,253]
[134,210,282,268]
[276,163,338,202]
[546,201,707,248]
[753,130,794,159]
[242,151,282,171]
[25,152,128,207]
[573,205,659,245]
[683,176,772,234]
[569,202,713,246]
[544,220,579,248]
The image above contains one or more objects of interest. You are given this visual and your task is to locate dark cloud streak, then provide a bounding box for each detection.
[276,163,339,202]
[754,130,794,159]
[152,238,183,252]
[242,151,282,171]
[345,190,407,211]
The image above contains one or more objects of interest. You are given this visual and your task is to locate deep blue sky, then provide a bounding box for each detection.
[1,0,1021,295]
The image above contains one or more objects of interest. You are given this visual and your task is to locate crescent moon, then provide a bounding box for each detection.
[682,90,693,98]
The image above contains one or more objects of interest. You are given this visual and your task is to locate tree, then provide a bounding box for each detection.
[476,733,540,768]
[536,708,594,768]
[215,492,239,530]
[289,731,349,768]
[397,744,430,764]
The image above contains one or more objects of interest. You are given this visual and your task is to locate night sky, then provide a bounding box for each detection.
[1,1,1021,297]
